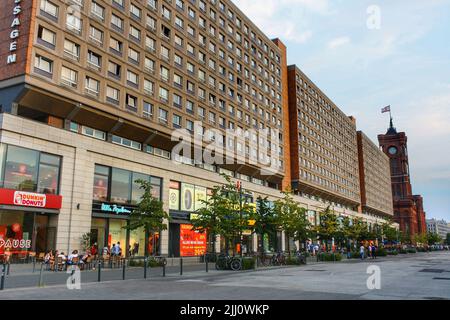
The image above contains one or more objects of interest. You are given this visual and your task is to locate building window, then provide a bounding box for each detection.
[60,66,78,88]
[143,102,153,118]
[93,165,161,204]
[63,39,80,60]
[40,0,59,19]
[89,25,104,44]
[85,77,100,96]
[34,55,53,76]
[93,165,109,202]
[91,1,105,20]
[126,94,138,111]
[112,135,142,151]
[66,13,82,33]
[106,86,120,103]
[1,145,61,195]
[87,50,101,68]
[173,114,182,128]
[37,26,56,47]
[81,125,106,140]
[158,108,168,124]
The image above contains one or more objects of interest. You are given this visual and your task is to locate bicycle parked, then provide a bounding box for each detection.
[215,254,242,271]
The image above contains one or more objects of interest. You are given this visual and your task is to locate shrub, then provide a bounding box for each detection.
[318,252,342,262]
[286,257,301,265]
[407,248,417,254]
[387,250,398,255]
[374,248,387,257]
[399,249,408,254]
[241,257,255,270]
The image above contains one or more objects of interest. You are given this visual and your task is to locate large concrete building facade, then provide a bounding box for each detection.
[357,131,393,218]
[1,0,397,257]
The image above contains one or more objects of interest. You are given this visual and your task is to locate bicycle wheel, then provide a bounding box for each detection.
[230,258,242,271]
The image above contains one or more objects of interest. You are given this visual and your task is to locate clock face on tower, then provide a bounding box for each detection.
[388,146,398,155]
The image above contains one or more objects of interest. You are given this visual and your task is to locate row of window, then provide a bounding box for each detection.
[93,164,162,205]
[35,26,283,129]
[39,0,283,106]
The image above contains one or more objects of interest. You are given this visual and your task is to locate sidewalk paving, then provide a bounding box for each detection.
[0,251,438,291]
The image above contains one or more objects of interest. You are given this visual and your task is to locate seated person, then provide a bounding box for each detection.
[67,250,79,265]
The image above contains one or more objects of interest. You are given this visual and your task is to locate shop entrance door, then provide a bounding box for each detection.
[169,223,180,257]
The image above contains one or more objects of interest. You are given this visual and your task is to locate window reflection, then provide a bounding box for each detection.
[1,145,61,194]
[3,146,39,191]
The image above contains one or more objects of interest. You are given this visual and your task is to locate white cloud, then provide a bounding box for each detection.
[327,36,351,49]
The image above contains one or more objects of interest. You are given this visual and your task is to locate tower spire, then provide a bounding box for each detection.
[386,114,397,135]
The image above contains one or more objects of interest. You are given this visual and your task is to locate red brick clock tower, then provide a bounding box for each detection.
[378,119,426,241]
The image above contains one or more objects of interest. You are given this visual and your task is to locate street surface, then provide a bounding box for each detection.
[0,251,449,300]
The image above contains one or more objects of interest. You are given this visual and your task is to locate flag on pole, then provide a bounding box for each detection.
[381,105,391,113]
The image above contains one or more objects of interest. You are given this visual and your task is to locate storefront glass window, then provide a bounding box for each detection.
[150,177,162,200]
[108,219,127,255]
[111,168,131,204]
[90,218,107,251]
[129,226,146,256]
[37,154,61,194]
[131,172,150,205]
[93,165,109,202]
[3,145,39,191]
[0,210,50,256]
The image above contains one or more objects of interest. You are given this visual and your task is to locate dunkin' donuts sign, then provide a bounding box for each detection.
[0,189,62,209]
[14,191,46,207]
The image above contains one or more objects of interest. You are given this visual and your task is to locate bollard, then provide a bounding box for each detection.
[254,256,257,271]
[205,254,208,273]
[6,263,10,276]
[33,258,36,273]
[38,263,44,287]
[144,257,148,279]
[122,260,126,280]
[1,264,6,290]
[180,258,183,276]
[163,262,166,277]
[70,266,75,284]
[97,261,102,282]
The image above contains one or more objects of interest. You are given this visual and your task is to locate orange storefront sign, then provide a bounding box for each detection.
[179,224,207,257]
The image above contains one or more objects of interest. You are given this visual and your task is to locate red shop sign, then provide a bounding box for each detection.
[0,189,62,209]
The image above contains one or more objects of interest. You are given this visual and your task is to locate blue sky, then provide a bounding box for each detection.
[233,0,450,221]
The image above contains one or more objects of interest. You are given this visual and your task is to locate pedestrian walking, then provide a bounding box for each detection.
[372,245,377,259]
[360,245,365,260]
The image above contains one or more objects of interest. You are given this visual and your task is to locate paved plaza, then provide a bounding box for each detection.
[0,252,449,300]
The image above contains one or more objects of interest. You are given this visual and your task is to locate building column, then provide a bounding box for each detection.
[252,233,258,253]
[281,231,286,251]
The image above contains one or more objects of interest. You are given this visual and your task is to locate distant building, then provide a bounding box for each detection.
[426,219,450,241]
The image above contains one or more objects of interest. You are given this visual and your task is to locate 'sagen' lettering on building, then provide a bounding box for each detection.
[7,0,23,65]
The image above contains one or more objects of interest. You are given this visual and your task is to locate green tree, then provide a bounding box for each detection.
[380,220,399,243]
[219,175,254,255]
[126,179,170,256]
[313,207,339,251]
[192,174,253,256]
[191,186,227,255]
[252,196,281,257]
[427,232,442,245]
[275,191,310,255]
[446,233,450,245]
